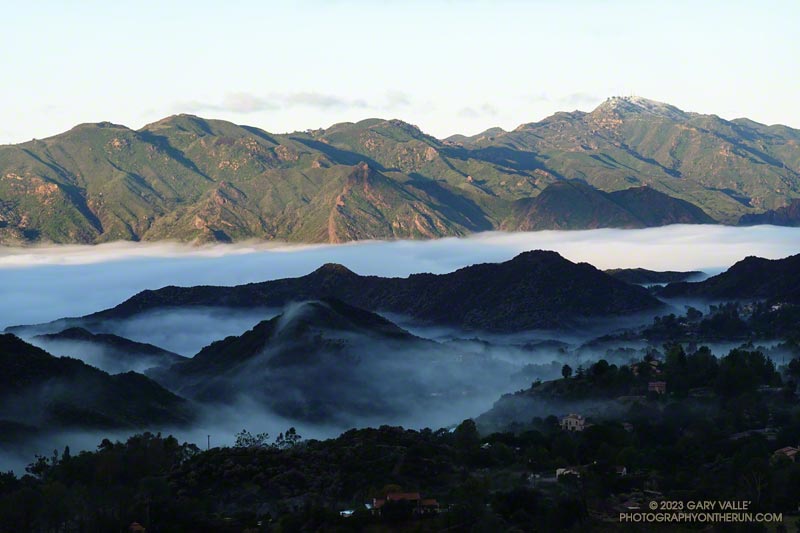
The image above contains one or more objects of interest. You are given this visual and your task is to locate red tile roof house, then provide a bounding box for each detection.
[648,381,667,395]
[371,492,440,517]
[773,446,798,462]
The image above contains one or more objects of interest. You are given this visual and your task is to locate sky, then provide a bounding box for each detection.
[1,0,798,144]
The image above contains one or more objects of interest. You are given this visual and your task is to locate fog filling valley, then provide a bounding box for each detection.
[2,225,800,472]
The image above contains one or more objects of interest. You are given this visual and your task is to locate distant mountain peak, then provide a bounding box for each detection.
[272,298,409,338]
[61,121,132,136]
[43,326,94,339]
[593,96,687,120]
[311,263,357,276]
[509,249,567,264]
[141,113,218,135]
[385,118,423,131]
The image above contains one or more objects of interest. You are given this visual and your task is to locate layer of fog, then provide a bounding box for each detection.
[145,301,553,428]
[0,301,638,473]
[26,338,174,375]
[2,225,800,330]
[2,226,799,472]
[96,308,279,356]
[13,308,278,357]
[6,332,786,474]
[2,309,792,474]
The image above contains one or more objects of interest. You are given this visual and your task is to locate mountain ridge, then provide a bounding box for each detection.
[7,250,665,334]
[0,333,193,432]
[148,298,517,424]
[2,96,799,244]
[659,252,800,302]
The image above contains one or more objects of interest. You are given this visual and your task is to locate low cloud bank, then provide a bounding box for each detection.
[1,226,798,329]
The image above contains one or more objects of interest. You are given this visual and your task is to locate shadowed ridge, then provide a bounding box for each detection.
[35,327,184,361]
[0,333,193,430]
[168,298,416,378]
[660,253,800,302]
[14,251,665,333]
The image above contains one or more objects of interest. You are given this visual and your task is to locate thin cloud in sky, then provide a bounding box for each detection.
[172,90,418,116]
[282,92,369,110]
[174,91,371,114]
[458,103,499,118]
[562,92,604,107]
[385,90,412,108]
[526,91,603,108]
[223,92,279,112]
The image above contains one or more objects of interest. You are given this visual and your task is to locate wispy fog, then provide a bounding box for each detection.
[97,308,278,356]
[1,225,798,330]
[1,226,799,472]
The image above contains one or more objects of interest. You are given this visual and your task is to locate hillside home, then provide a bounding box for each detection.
[648,381,667,395]
[371,492,440,517]
[631,359,663,377]
[560,413,587,432]
[556,467,582,479]
[773,446,798,462]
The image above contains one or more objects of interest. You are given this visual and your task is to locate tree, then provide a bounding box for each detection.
[454,419,480,455]
[590,359,610,377]
[686,306,703,321]
[716,348,778,397]
[25,455,51,479]
[788,357,800,380]
[275,427,302,449]
[561,364,573,380]
[234,429,270,448]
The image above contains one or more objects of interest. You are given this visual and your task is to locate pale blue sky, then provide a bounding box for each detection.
[1,0,798,144]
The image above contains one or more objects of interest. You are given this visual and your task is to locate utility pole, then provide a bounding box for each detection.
[207,435,210,451]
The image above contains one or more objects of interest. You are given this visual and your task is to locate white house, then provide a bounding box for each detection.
[560,413,587,432]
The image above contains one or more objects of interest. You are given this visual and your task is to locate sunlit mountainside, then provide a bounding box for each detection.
[2,96,799,245]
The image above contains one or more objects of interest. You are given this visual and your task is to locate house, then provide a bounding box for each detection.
[419,499,440,516]
[339,509,355,518]
[556,467,581,479]
[631,359,663,377]
[614,465,628,476]
[129,524,146,533]
[648,381,667,395]
[371,492,440,517]
[773,446,798,462]
[618,499,642,511]
[387,492,421,505]
[622,422,634,432]
[560,413,586,432]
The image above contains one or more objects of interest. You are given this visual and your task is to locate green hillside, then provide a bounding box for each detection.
[1,96,798,244]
